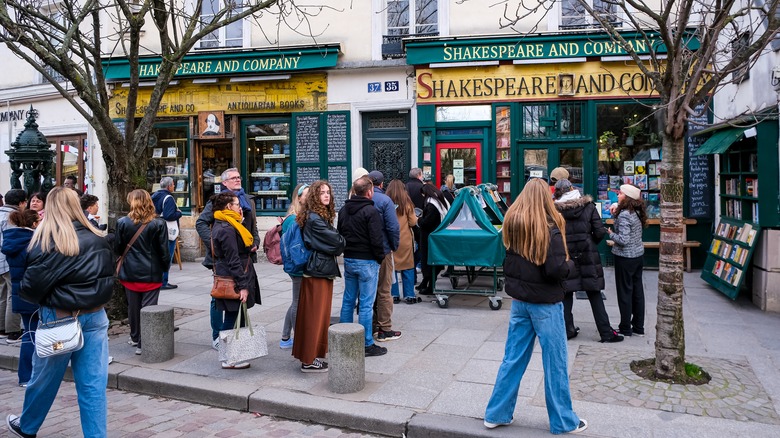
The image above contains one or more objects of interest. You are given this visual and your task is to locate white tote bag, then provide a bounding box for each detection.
[218,302,268,364]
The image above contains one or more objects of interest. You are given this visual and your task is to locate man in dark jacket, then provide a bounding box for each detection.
[406,168,425,210]
[337,176,387,357]
[368,170,402,342]
[195,167,259,350]
[152,177,183,290]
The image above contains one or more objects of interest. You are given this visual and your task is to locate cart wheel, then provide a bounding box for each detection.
[437,297,449,308]
[488,298,502,311]
[450,276,459,288]
[497,279,504,291]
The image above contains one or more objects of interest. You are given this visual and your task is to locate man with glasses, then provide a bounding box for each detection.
[0,189,27,344]
[196,168,260,350]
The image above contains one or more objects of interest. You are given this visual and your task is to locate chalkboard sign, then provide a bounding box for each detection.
[328,166,349,210]
[327,113,348,162]
[297,166,320,185]
[685,104,714,219]
[295,115,320,163]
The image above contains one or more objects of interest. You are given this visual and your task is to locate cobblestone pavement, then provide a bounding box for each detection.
[0,369,380,438]
[570,345,780,424]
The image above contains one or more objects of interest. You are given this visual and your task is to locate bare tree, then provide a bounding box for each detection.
[0,0,335,317]
[469,0,780,379]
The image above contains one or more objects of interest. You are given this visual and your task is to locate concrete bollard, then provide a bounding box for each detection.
[328,323,365,394]
[140,305,175,363]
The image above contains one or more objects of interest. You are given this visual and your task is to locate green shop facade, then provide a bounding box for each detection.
[103,44,354,218]
[404,32,714,268]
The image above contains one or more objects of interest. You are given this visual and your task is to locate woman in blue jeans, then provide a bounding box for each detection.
[1,209,41,387]
[7,187,114,438]
[484,178,587,435]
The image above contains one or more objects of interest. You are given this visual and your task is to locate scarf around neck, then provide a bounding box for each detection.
[427,197,449,221]
[214,209,253,247]
[223,185,252,211]
[555,189,581,203]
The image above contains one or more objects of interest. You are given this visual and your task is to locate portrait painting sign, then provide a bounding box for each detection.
[198,110,225,138]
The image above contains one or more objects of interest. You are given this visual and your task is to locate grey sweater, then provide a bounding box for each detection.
[610,210,644,258]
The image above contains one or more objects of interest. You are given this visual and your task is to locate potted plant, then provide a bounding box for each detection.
[624,115,643,146]
[599,131,617,147]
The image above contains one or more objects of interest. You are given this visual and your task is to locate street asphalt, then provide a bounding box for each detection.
[2,260,780,437]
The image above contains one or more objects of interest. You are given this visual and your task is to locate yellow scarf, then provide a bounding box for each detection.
[214,209,254,247]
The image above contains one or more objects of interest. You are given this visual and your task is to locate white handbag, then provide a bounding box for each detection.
[162,195,180,241]
[218,303,268,365]
[36,313,84,358]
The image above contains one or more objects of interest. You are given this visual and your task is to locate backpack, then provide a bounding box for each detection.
[263,217,284,265]
[280,220,311,275]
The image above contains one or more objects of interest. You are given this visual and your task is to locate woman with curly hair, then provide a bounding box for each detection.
[292,180,345,373]
[115,189,170,355]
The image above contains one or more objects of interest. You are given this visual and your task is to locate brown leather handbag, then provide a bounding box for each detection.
[209,236,248,300]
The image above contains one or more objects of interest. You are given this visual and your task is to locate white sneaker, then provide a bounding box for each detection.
[127,339,138,347]
[135,348,142,355]
[484,418,513,429]
[568,419,588,434]
[212,338,219,350]
[221,361,250,369]
[108,356,114,365]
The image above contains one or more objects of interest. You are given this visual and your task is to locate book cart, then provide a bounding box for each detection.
[701,218,760,299]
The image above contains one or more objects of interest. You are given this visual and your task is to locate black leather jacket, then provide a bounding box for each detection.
[195,189,259,269]
[21,221,114,310]
[114,217,170,283]
[303,212,345,279]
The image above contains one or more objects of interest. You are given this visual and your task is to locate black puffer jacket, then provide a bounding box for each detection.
[303,212,345,279]
[555,195,606,292]
[21,221,114,310]
[114,217,170,283]
[503,225,573,304]
[337,196,385,263]
[212,220,261,312]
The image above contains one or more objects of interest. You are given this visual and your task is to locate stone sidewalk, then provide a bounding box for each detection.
[2,261,780,437]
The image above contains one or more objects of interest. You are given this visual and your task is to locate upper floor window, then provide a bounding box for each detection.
[39,4,67,84]
[199,0,243,49]
[560,0,621,30]
[387,0,438,36]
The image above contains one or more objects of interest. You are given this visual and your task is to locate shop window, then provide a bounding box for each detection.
[522,105,551,139]
[198,0,243,49]
[523,149,549,182]
[495,106,511,199]
[247,121,291,214]
[50,136,86,190]
[560,0,621,30]
[521,103,584,139]
[382,0,441,59]
[435,105,491,122]
[732,32,750,82]
[147,125,190,209]
[595,103,661,219]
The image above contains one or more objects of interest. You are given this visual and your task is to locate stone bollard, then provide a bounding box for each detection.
[328,323,365,394]
[140,305,175,363]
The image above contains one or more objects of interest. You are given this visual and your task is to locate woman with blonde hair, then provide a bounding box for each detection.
[8,188,114,437]
[440,174,455,204]
[115,189,170,356]
[483,178,587,435]
[293,180,345,372]
[386,179,419,304]
[279,183,309,349]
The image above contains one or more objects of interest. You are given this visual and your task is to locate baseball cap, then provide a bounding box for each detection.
[368,170,384,185]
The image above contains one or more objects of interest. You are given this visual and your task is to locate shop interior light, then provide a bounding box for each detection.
[192,78,218,84]
[513,57,586,65]
[429,61,499,68]
[229,74,291,82]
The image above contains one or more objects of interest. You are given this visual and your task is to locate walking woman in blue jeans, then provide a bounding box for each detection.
[7,187,114,438]
[484,178,587,435]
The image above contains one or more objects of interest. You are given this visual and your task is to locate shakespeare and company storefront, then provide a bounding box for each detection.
[104,45,355,260]
[405,32,712,268]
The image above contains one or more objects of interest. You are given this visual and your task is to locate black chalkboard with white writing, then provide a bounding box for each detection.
[327,113,348,162]
[295,115,320,163]
[296,166,321,185]
[685,104,713,219]
[328,166,349,210]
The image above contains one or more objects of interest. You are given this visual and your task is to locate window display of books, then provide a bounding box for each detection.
[702,217,761,299]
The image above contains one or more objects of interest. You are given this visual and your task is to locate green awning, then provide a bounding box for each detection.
[694,127,746,155]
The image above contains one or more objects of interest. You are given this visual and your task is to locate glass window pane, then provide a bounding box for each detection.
[148,126,190,209]
[435,105,492,122]
[388,0,410,34]
[415,0,438,34]
[522,105,550,138]
[247,122,291,213]
[524,149,548,183]
[559,148,584,192]
[439,146,478,188]
[496,106,512,198]
[559,103,582,137]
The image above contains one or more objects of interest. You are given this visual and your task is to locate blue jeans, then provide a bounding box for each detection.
[339,258,380,347]
[484,300,580,434]
[211,297,224,341]
[19,306,109,437]
[162,239,176,286]
[18,312,38,385]
[391,269,416,299]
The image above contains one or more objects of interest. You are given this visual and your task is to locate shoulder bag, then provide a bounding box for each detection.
[162,194,180,241]
[210,236,249,300]
[36,310,83,358]
[218,302,268,364]
[116,222,149,276]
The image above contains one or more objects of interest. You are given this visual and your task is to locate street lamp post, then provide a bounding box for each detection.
[5,106,56,195]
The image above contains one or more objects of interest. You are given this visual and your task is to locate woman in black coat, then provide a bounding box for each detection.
[115,189,170,355]
[553,180,623,343]
[417,184,449,295]
[211,192,262,369]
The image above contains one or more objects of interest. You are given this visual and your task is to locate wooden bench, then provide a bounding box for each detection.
[606,218,700,272]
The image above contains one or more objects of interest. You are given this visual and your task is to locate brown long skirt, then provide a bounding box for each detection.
[292,277,333,364]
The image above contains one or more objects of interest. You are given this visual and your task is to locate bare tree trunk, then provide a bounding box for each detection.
[655,124,687,379]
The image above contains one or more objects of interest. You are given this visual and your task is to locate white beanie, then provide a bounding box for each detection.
[353,167,369,182]
[620,184,641,200]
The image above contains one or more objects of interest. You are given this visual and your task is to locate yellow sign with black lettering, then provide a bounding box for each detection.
[416,63,659,104]
[109,74,327,118]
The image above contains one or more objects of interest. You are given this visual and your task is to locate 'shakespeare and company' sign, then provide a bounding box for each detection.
[109,74,327,118]
[415,63,660,104]
[405,32,698,65]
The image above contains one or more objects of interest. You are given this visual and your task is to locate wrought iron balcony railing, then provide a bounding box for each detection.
[382,32,438,59]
